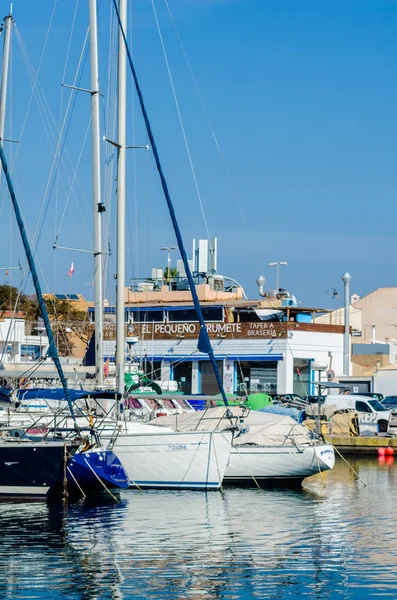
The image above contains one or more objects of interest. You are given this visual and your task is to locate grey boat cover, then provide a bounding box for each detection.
[150,407,314,447]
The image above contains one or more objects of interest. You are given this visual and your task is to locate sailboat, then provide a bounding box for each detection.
[151,408,335,486]
[0,0,234,493]
[0,7,129,499]
[91,0,234,491]
[109,0,335,488]
[0,9,81,499]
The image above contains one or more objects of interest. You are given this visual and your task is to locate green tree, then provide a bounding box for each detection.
[163,266,178,283]
[0,284,30,314]
[0,286,90,357]
[43,297,90,357]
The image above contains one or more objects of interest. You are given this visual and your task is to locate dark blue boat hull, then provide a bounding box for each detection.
[0,440,78,499]
[66,450,129,495]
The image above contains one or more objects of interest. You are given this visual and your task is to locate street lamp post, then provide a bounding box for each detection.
[342,272,352,376]
[268,261,288,291]
[161,246,177,288]
[34,325,46,360]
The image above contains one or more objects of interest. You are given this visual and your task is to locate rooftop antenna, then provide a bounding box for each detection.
[322,288,340,300]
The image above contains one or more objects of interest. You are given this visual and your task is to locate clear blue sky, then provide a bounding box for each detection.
[1,0,397,309]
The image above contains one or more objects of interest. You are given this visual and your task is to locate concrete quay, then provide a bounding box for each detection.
[325,435,397,455]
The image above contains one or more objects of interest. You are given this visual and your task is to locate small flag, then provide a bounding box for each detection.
[67,262,75,277]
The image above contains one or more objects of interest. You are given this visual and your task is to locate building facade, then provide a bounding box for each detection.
[99,296,345,397]
[316,287,397,376]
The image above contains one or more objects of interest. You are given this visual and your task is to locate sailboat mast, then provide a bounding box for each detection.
[116,0,127,395]
[0,145,75,419]
[88,0,104,385]
[0,10,12,145]
[112,0,229,407]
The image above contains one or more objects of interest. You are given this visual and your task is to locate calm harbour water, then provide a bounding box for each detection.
[1,457,397,599]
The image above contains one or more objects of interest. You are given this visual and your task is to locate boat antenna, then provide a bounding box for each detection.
[112,0,229,407]
[0,144,76,421]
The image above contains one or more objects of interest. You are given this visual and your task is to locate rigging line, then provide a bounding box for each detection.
[9,3,58,173]
[163,0,250,232]
[14,25,90,250]
[113,0,228,406]
[103,8,118,296]
[56,0,80,292]
[17,26,91,233]
[55,116,93,239]
[129,3,139,282]
[151,0,213,249]
[16,46,93,255]
[61,0,80,87]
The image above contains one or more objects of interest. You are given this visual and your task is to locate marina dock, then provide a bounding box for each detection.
[325,435,397,454]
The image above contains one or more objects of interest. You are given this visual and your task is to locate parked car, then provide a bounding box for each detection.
[323,394,391,434]
[303,395,326,404]
[382,396,397,410]
[350,392,384,402]
[266,393,305,404]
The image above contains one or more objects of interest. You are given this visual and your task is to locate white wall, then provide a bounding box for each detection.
[287,330,345,377]
[373,369,397,396]
[104,329,346,395]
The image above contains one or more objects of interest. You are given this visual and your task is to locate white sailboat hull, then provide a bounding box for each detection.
[107,429,233,491]
[225,443,335,485]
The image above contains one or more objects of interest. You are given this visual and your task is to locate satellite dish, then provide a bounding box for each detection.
[326,369,335,381]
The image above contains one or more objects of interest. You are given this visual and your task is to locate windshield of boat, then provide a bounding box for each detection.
[368,399,388,412]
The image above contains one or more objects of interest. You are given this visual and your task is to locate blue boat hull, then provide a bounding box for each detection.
[66,450,129,495]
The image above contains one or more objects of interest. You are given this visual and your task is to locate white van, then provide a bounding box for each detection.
[323,394,391,436]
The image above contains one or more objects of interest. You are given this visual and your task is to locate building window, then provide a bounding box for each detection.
[167,307,223,323]
[21,345,40,360]
[131,310,164,324]
[200,361,224,395]
[235,361,277,395]
[293,359,311,396]
[141,359,162,381]
[173,362,192,394]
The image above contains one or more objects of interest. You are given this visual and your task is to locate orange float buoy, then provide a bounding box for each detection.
[378,447,386,456]
[385,446,395,456]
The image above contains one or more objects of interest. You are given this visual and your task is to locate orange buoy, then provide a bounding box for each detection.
[378,447,386,456]
[385,446,395,456]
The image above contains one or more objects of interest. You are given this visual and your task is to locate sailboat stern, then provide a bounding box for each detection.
[66,449,130,495]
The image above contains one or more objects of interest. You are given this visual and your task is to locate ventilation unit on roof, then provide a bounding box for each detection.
[209,275,224,291]
[193,237,218,275]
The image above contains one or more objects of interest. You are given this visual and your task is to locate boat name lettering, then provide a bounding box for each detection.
[168,444,187,451]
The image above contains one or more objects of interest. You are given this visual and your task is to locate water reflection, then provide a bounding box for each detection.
[0,458,397,599]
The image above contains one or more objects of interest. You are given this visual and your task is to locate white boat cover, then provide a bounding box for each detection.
[150,407,314,448]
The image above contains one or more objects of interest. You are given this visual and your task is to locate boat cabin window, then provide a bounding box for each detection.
[355,400,372,413]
